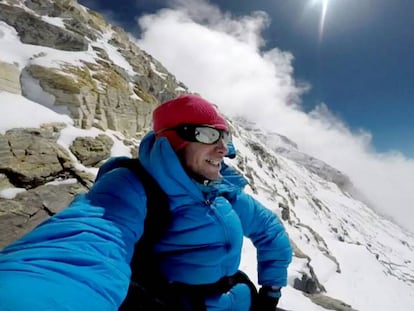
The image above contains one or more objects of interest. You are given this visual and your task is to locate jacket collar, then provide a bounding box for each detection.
[138,131,247,204]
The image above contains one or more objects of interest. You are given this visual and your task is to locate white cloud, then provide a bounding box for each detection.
[135,0,414,233]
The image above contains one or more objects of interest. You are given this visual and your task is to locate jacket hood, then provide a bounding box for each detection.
[226,140,236,159]
[138,132,248,206]
[138,131,204,205]
[95,156,131,181]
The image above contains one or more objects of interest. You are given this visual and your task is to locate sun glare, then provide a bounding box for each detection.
[319,0,329,40]
[309,0,331,42]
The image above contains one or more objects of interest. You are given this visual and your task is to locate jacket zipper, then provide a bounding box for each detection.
[204,198,231,275]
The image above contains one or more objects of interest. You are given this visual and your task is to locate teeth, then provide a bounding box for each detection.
[206,159,220,166]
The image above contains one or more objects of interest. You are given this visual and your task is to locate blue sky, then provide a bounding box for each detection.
[79,0,414,158]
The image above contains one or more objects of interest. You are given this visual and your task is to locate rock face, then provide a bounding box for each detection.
[0,61,21,94]
[0,125,73,187]
[0,124,93,247]
[0,181,88,249]
[70,134,114,166]
[0,0,187,249]
[1,0,187,137]
[0,3,88,51]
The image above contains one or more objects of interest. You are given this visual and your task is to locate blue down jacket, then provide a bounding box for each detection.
[0,132,292,311]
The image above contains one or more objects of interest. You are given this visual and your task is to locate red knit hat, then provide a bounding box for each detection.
[153,94,228,151]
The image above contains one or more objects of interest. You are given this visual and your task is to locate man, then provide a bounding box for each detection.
[0,94,292,310]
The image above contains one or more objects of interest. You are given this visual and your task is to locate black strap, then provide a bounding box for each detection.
[115,158,172,311]
[119,159,171,246]
[170,271,258,311]
[113,159,258,310]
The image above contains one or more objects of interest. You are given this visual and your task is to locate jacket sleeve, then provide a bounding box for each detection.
[0,167,147,309]
[232,193,292,287]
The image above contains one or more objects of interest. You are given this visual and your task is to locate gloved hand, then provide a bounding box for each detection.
[256,286,281,311]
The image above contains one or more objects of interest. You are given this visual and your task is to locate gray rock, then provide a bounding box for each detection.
[25,0,108,40]
[23,62,155,137]
[0,0,188,252]
[70,134,114,167]
[305,293,359,311]
[0,181,88,250]
[24,0,66,16]
[0,61,21,94]
[0,3,88,51]
[0,125,73,188]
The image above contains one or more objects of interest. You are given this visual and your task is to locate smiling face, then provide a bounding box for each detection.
[181,138,229,181]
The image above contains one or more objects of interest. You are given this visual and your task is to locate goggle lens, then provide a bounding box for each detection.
[175,124,230,145]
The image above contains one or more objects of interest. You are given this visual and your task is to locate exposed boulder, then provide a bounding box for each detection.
[70,134,114,167]
[25,0,109,40]
[23,61,155,137]
[306,294,359,311]
[24,0,68,17]
[0,3,88,51]
[0,0,185,254]
[0,61,20,94]
[0,124,73,188]
[291,240,326,295]
[0,123,96,249]
[0,181,88,249]
[293,270,324,294]
[109,27,187,103]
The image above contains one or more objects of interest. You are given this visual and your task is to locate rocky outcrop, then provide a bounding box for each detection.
[0,3,88,51]
[0,0,189,251]
[0,124,74,187]
[0,61,20,94]
[110,27,187,104]
[291,241,326,295]
[306,294,359,311]
[70,134,113,166]
[22,63,156,136]
[0,181,88,249]
[25,0,110,41]
[0,123,97,249]
[1,0,188,138]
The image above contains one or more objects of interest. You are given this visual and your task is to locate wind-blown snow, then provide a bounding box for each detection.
[135,0,414,235]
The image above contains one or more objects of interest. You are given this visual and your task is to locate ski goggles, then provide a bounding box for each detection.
[172,124,231,145]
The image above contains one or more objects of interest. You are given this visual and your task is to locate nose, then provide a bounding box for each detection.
[215,137,229,154]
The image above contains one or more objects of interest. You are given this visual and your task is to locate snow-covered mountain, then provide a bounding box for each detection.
[0,1,413,310]
[231,121,414,310]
